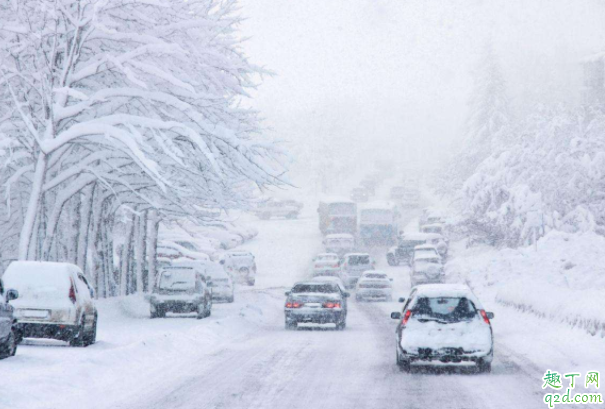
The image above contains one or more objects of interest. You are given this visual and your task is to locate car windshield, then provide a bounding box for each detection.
[291,284,338,294]
[416,257,441,265]
[347,255,370,265]
[412,297,477,322]
[159,269,196,290]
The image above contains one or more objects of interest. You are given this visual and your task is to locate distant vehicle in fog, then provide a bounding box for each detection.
[311,253,342,278]
[284,282,349,330]
[412,244,441,263]
[341,253,375,289]
[350,187,370,203]
[360,179,377,196]
[221,251,257,286]
[391,284,494,373]
[355,271,393,302]
[148,266,213,319]
[410,254,444,287]
[387,232,446,266]
[323,234,355,257]
[358,202,399,246]
[4,261,97,347]
[0,278,18,359]
[255,198,303,220]
[318,199,357,235]
[204,263,235,303]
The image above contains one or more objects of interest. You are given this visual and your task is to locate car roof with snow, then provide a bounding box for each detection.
[343,252,371,257]
[316,253,339,258]
[414,244,439,251]
[411,284,482,306]
[325,233,355,240]
[319,196,355,204]
[311,276,346,289]
[361,271,388,278]
[359,201,396,210]
[414,253,442,262]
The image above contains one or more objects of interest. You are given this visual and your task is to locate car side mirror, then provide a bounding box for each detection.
[344,292,350,298]
[486,312,494,319]
[6,289,18,302]
[398,297,405,303]
[391,312,402,320]
[285,291,291,296]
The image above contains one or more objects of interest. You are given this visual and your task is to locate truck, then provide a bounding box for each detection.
[318,199,357,236]
[358,202,399,246]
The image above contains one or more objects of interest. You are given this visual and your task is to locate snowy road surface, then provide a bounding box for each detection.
[4,210,605,409]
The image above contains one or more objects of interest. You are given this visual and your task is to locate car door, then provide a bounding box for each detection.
[396,290,416,341]
[0,280,11,340]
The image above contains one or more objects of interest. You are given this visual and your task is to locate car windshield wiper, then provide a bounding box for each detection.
[415,316,450,324]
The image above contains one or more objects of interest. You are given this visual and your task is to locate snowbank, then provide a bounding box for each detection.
[446,231,605,338]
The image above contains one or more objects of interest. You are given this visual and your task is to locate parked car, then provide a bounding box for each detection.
[391,284,494,373]
[148,266,212,319]
[4,261,97,347]
[221,251,257,286]
[410,254,445,287]
[420,223,445,236]
[284,282,349,330]
[355,271,393,302]
[255,198,303,220]
[0,278,19,358]
[205,263,235,303]
[341,253,375,289]
[323,234,355,258]
[350,188,370,203]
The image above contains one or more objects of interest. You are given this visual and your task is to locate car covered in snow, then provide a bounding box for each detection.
[355,271,393,302]
[148,266,213,319]
[255,198,303,220]
[311,253,341,278]
[387,232,433,266]
[202,262,234,303]
[391,284,494,373]
[412,244,441,262]
[341,253,375,289]
[350,187,370,203]
[4,261,97,347]
[323,234,355,258]
[284,282,349,330]
[410,254,445,287]
[0,278,19,359]
[221,251,257,286]
[420,223,445,236]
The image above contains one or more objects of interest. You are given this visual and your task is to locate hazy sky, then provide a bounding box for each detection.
[240,0,605,187]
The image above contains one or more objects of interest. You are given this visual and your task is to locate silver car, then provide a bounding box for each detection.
[341,253,375,289]
[0,279,19,358]
[4,261,97,347]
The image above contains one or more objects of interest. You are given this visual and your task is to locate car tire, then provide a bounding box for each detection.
[69,318,86,347]
[228,295,235,303]
[247,279,255,286]
[387,254,399,266]
[197,304,206,320]
[477,360,492,374]
[0,330,16,359]
[206,301,212,317]
[285,320,297,330]
[83,316,97,347]
[336,321,346,331]
[396,350,411,373]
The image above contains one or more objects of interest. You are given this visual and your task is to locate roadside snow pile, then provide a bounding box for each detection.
[446,231,605,337]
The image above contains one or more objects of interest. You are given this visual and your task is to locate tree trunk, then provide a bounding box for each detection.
[120,214,136,297]
[19,153,47,260]
[146,210,159,292]
[134,213,146,294]
[76,185,94,273]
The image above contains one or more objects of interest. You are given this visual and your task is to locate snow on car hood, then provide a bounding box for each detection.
[401,317,492,353]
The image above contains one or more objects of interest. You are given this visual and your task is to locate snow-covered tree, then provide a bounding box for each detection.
[0,0,287,294]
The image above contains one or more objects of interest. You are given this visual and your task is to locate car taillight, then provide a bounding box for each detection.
[401,310,412,326]
[332,264,339,268]
[479,309,491,325]
[323,302,341,309]
[69,282,77,304]
[286,302,303,308]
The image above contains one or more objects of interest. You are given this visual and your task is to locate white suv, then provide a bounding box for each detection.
[4,261,97,347]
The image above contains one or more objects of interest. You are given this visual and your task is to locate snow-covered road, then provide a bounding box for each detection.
[4,209,605,409]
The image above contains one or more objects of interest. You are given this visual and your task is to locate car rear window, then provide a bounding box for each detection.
[364,273,387,279]
[159,269,196,290]
[347,255,370,265]
[412,297,477,322]
[291,284,337,294]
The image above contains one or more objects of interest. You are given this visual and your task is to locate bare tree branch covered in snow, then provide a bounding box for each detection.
[0,0,287,295]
